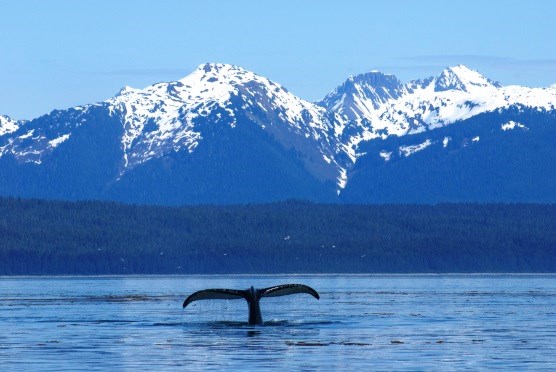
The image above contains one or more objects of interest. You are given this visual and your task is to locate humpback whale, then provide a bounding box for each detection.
[182,284,320,325]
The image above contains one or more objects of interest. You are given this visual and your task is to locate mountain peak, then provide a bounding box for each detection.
[116,85,135,96]
[434,65,501,92]
[184,63,254,84]
[345,70,400,88]
[318,70,406,120]
[350,70,394,78]
[195,62,248,75]
[0,115,20,136]
[172,63,273,95]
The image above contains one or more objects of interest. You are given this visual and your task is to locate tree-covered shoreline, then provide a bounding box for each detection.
[0,198,554,275]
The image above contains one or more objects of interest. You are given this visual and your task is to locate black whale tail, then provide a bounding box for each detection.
[182,284,319,325]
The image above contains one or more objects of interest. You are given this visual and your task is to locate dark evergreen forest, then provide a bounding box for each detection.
[0,198,554,275]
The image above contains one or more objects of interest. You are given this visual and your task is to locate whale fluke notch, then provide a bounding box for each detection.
[182,284,319,325]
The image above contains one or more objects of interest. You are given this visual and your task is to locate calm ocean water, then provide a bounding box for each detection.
[0,274,554,370]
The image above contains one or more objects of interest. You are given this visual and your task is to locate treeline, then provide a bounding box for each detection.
[0,198,554,274]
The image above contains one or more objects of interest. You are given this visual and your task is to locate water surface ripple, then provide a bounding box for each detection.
[0,275,554,370]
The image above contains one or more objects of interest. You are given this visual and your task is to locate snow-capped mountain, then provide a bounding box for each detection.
[1,63,351,186]
[108,63,349,181]
[0,63,555,204]
[0,63,355,203]
[320,64,556,138]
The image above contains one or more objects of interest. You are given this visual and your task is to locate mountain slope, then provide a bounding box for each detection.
[341,108,556,203]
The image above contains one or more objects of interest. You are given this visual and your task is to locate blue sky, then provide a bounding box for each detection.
[1,0,555,119]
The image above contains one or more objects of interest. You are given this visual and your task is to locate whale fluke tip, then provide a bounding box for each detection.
[259,284,320,301]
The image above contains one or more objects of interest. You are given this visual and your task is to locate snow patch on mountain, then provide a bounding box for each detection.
[379,150,392,161]
[0,115,20,136]
[337,168,348,192]
[399,139,433,157]
[19,129,35,139]
[48,134,71,148]
[501,121,528,131]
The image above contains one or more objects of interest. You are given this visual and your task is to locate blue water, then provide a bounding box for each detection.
[0,275,555,370]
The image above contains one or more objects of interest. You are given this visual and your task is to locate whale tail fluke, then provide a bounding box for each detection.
[182,288,247,308]
[182,284,319,325]
[259,284,320,300]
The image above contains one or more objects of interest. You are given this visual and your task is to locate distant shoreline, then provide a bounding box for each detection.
[1,198,555,275]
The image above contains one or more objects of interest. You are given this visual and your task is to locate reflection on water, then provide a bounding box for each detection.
[0,274,555,370]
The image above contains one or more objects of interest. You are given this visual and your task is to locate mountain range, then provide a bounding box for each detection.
[1,63,555,204]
